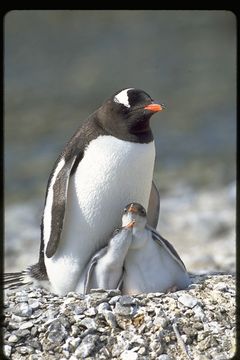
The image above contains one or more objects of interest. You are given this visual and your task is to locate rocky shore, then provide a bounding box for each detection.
[3,273,235,360]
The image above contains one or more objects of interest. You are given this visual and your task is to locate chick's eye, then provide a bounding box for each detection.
[124,208,127,213]
[141,209,146,215]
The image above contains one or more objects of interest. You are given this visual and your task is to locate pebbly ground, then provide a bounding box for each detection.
[3,274,235,359]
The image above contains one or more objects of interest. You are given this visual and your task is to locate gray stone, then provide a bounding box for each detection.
[107,289,121,297]
[8,334,19,343]
[47,319,68,344]
[109,295,121,305]
[16,296,29,303]
[153,316,169,329]
[79,317,97,329]
[11,313,26,322]
[19,346,34,354]
[178,294,198,308]
[84,306,97,316]
[63,336,80,352]
[28,300,41,310]
[4,344,12,358]
[157,355,171,360]
[103,310,117,328]
[74,334,99,358]
[97,302,110,313]
[31,326,38,336]
[120,349,138,360]
[19,320,34,329]
[70,337,81,351]
[193,305,205,320]
[138,346,146,355]
[59,315,71,329]
[12,302,33,317]
[15,328,31,338]
[7,321,19,330]
[71,324,80,337]
[44,308,59,320]
[27,340,42,350]
[114,302,137,316]
[119,295,138,306]
[74,304,87,315]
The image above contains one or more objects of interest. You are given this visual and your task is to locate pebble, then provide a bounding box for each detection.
[28,300,41,310]
[114,302,137,316]
[103,309,117,328]
[15,296,29,303]
[178,294,198,308]
[19,346,34,354]
[15,328,30,338]
[193,305,205,320]
[109,295,121,305]
[71,324,80,337]
[84,306,97,316]
[153,316,169,329]
[214,282,228,291]
[79,317,97,329]
[47,319,68,343]
[19,320,34,329]
[120,349,138,360]
[74,334,99,358]
[3,274,235,360]
[119,295,138,306]
[4,344,12,358]
[157,355,171,360]
[12,302,33,317]
[8,334,18,343]
[74,304,87,315]
[97,302,110,313]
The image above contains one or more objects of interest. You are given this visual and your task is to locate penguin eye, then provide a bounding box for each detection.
[124,208,127,213]
[141,209,146,215]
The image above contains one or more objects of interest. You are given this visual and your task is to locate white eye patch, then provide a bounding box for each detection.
[114,88,134,108]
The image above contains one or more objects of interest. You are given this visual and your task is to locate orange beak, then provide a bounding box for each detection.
[125,220,136,229]
[144,103,164,112]
[128,204,138,213]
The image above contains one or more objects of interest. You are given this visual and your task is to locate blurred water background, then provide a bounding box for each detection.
[4,10,236,273]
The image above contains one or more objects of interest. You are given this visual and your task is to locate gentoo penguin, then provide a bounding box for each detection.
[121,203,191,295]
[5,88,164,296]
[82,220,135,294]
[82,203,190,295]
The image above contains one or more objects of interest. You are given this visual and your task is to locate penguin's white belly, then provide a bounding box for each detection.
[45,135,155,295]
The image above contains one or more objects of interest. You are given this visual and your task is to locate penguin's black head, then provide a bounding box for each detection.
[96,88,164,143]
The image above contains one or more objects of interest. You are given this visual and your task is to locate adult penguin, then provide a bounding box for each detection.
[5,88,164,295]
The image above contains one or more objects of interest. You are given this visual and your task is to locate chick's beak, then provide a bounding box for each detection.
[125,220,136,229]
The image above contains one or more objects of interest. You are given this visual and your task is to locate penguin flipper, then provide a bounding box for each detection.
[84,246,108,294]
[45,155,78,258]
[147,225,187,272]
[147,181,160,229]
